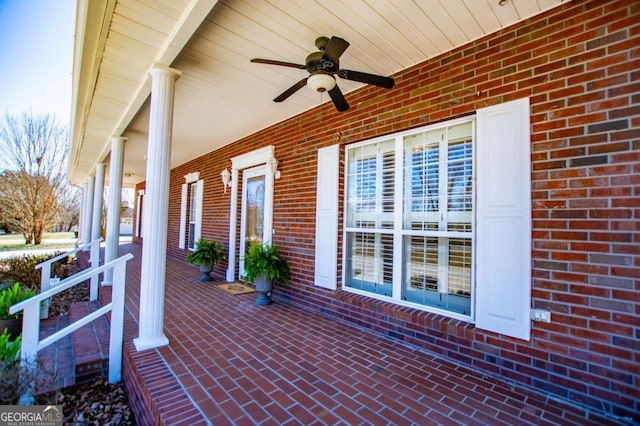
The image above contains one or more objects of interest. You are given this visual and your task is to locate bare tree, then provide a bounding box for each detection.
[0,112,68,244]
[57,184,82,232]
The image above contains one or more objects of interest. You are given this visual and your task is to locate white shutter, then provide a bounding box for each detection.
[314,145,339,290]
[476,98,531,340]
[194,179,204,242]
[178,183,187,249]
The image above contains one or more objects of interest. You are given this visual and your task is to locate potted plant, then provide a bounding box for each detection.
[186,239,227,282]
[0,283,36,341]
[243,242,291,306]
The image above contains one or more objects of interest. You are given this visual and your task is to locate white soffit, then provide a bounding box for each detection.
[70,0,569,186]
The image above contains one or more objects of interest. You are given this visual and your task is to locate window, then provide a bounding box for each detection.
[403,123,473,315]
[344,120,474,317]
[345,139,395,297]
[187,181,198,250]
[338,98,531,338]
[179,173,202,250]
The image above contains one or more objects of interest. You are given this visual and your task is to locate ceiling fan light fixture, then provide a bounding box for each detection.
[307,73,336,93]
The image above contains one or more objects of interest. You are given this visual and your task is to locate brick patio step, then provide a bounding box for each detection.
[36,315,74,394]
[69,301,110,384]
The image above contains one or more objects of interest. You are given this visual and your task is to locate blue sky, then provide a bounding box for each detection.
[0,0,76,125]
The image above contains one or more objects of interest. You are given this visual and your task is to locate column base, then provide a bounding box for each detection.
[101,280,113,286]
[133,335,169,352]
[225,268,234,282]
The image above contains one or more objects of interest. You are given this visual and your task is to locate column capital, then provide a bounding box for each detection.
[110,136,128,143]
[93,163,107,175]
[149,64,182,80]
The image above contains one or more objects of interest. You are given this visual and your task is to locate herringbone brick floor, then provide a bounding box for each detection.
[103,243,624,425]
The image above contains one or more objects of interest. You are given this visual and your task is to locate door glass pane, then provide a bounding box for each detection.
[244,175,265,253]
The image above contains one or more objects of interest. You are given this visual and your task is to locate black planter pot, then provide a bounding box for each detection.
[0,317,23,341]
[198,264,213,282]
[255,275,273,306]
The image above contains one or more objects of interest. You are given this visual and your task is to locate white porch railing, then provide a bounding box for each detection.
[10,253,134,388]
[37,238,103,318]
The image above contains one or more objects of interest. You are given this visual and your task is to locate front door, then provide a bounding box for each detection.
[239,165,266,277]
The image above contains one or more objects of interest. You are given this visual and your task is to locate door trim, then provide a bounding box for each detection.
[239,165,266,277]
[226,145,278,282]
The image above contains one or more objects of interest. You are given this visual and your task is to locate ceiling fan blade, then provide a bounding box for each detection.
[339,69,395,89]
[251,58,306,70]
[322,36,350,64]
[273,78,308,102]
[328,85,349,112]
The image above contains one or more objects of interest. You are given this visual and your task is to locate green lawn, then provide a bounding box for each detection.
[0,232,78,252]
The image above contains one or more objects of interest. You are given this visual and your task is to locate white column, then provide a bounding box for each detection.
[102,136,126,286]
[76,183,87,242]
[91,164,106,243]
[82,175,95,248]
[134,64,181,352]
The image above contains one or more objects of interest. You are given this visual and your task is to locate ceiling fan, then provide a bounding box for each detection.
[251,36,395,112]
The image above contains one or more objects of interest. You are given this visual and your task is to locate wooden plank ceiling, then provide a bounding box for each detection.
[71,0,567,185]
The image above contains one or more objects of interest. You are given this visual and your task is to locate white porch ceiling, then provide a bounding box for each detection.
[70,0,567,186]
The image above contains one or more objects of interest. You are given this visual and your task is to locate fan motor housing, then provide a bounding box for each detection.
[305,51,338,73]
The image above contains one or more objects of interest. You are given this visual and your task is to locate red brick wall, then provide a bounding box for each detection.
[137,0,639,420]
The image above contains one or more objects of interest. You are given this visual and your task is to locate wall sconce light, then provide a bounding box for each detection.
[220,167,231,193]
[267,158,281,179]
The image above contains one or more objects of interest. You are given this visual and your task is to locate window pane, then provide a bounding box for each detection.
[446,122,473,232]
[403,130,441,231]
[381,149,395,215]
[189,183,197,222]
[448,237,472,299]
[403,236,471,315]
[188,223,196,250]
[345,231,393,297]
[346,140,394,228]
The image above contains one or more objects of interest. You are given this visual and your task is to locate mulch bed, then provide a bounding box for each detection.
[57,377,135,425]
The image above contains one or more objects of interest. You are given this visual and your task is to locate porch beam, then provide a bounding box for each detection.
[134,64,182,352]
